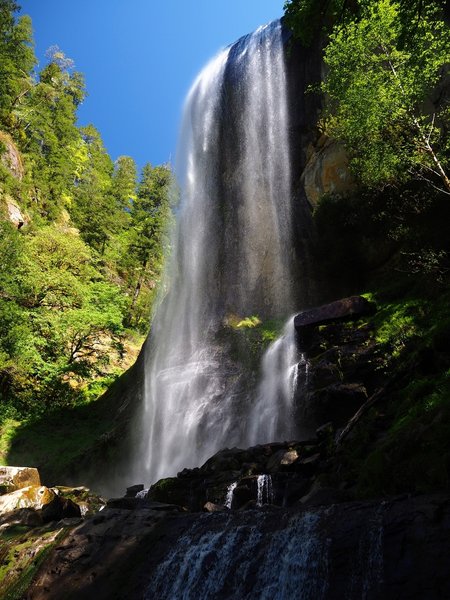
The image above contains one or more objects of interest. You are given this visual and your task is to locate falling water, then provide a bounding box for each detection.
[248,318,300,446]
[138,20,297,484]
[225,482,237,509]
[257,475,274,506]
[145,511,330,600]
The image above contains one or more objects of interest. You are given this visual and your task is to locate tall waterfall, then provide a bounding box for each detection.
[138,21,298,484]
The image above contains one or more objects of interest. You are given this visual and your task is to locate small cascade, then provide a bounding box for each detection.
[299,351,311,387]
[224,482,237,509]
[145,510,330,600]
[247,317,301,446]
[135,489,149,500]
[256,475,274,506]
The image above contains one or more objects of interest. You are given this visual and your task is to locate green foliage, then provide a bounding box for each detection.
[0,2,172,423]
[320,0,450,190]
[120,162,174,330]
[283,0,357,47]
[336,288,450,497]
[0,1,35,132]
[284,0,449,47]
[235,316,262,329]
[0,221,128,414]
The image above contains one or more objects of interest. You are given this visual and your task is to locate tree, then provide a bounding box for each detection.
[122,163,173,328]
[0,1,35,134]
[0,224,126,410]
[111,155,137,212]
[320,0,450,191]
[283,0,450,47]
[70,125,117,253]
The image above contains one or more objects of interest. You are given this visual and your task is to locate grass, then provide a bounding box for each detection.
[0,419,21,465]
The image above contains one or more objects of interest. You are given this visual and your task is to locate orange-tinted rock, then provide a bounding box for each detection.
[302,135,356,207]
[0,466,41,494]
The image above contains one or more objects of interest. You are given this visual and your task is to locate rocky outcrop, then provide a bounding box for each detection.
[145,438,335,512]
[0,131,24,180]
[294,294,375,351]
[301,135,356,208]
[0,467,105,531]
[0,132,28,228]
[5,196,26,228]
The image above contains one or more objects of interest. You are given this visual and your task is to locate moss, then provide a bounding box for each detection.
[0,526,68,599]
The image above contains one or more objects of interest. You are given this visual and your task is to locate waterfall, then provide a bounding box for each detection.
[248,318,300,446]
[145,511,330,600]
[225,482,237,509]
[138,20,297,484]
[143,504,387,599]
[256,475,274,506]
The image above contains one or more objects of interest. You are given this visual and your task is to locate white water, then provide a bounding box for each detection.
[256,475,274,506]
[248,318,300,446]
[145,511,329,600]
[225,482,237,509]
[138,21,297,484]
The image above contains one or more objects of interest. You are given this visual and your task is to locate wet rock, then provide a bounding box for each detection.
[26,493,450,600]
[106,496,182,512]
[266,449,299,471]
[125,484,144,498]
[106,497,144,510]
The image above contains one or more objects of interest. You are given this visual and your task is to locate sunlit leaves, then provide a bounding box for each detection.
[321,0,450,189]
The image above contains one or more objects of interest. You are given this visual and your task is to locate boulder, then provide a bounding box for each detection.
[294,296,376,350]
[0,507,43,531]
[0,485,83,525]
[53,486,106,516]
[266,449,299,471]
[0,485,56,516]
[6,198,26,228]
[41,496,81,523]
[0,466,41,494]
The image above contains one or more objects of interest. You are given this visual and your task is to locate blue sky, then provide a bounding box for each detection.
[19,0,285,170]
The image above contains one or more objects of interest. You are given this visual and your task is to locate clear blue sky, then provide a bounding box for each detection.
[19,0,285,170]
